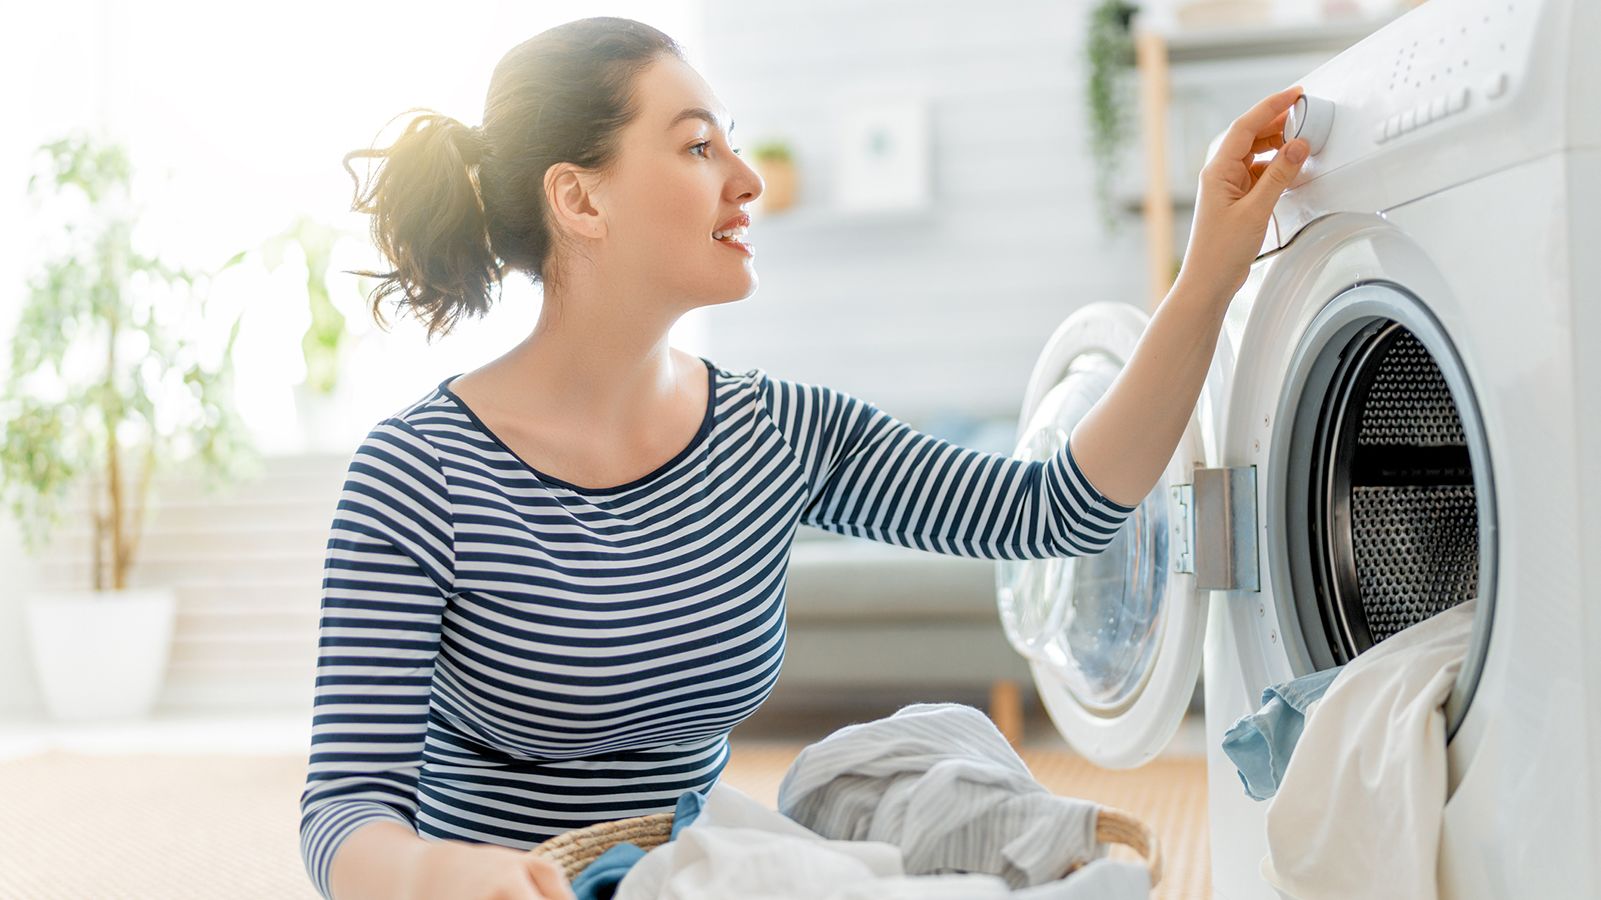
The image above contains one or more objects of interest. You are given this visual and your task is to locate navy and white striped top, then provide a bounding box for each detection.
[297,355,1135,899]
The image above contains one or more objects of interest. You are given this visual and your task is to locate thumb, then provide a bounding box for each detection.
[523,854,576,900]
[1245,138,1308,218]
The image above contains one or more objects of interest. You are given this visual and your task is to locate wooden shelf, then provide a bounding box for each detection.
[1157,15,1402,62]
[1130,10,1408,309]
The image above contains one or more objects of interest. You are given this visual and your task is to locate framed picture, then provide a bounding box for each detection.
[835,98,932,213]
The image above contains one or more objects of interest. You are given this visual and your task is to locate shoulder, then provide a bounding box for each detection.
[703,356,767,390]
[702,357,849,408]
[702,360,884,447]
[346,383,458,487]
[701,356,787,415]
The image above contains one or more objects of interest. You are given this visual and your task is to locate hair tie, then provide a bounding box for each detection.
[455,123,487,166]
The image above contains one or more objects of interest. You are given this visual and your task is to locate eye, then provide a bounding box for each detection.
[691,141,743,158]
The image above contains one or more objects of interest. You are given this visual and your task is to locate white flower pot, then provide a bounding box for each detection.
[23,588,177,722]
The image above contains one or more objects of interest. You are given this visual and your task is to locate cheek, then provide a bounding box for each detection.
[638,186,707,245]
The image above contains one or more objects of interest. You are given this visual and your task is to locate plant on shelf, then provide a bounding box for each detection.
[261,213,349,397]
[249,213,375,452]
[750,138,797,214]
[1084,0,1141,234]
[1,133,258,584]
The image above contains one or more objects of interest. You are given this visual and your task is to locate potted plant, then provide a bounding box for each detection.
[1,133,259,721]
[1084,0,1141,234]
[750,139,797,214]
[258,214,365,451]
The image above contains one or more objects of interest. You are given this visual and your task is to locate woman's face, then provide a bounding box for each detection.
[578,54,764,313]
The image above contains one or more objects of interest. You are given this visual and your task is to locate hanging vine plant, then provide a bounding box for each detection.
[1084,0,1141,234]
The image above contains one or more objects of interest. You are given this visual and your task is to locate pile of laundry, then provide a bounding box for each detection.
[568,703,1151,900]
[1220,598,1478,899]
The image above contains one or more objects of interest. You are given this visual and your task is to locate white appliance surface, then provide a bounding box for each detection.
[1000,1,1600,897]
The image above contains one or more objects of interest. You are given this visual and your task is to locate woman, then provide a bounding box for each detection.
[300,16,1309,900]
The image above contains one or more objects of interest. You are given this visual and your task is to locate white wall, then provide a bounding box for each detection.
[694,0,1148,424]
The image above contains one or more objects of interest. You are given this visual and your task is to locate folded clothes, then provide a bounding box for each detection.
[614,779,1147,899]
[1220,665,1343,801]
[612,780,910,900]
[776,703,1146,895]
[598,702,1150,899]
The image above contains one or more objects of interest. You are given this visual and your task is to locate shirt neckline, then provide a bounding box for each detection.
[436,356,718,495]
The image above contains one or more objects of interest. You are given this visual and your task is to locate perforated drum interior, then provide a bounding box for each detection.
[1310,324,1480,661]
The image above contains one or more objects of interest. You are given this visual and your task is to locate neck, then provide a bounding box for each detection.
[495,289,692,433]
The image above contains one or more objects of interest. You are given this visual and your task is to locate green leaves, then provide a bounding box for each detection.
[26,135,133,205]
[750,140,793,164]
[1085,0,1141,235]
[2,133,262,576]
[262,213,349,396]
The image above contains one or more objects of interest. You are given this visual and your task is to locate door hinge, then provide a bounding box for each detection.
[1171,466,1260,592]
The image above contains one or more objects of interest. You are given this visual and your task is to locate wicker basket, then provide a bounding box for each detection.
[529,804,1163,888]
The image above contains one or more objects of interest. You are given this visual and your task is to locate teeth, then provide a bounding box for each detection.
[713,226,748,241]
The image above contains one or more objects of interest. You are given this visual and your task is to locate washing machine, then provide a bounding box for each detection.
[996,0,1600,897]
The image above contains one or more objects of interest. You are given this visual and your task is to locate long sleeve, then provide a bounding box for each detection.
[298,419,455,900]
[759,373,1137,559]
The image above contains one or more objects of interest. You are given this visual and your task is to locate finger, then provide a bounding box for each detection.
[1243,139,1309,219]
[1250,111,1290,154]
[1250,133,1283,155]
[1217,85,1303,162]
[525,857,576,900]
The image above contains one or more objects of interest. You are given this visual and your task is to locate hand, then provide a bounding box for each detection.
[408,840,576,900]
[1175,85,1311,303]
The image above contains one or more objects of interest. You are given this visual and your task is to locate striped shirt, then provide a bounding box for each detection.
[297,355,1136,899]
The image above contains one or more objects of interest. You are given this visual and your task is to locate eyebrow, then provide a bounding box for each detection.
[668,107,735,135]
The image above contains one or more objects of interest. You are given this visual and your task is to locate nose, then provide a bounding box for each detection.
[732,154,763,204]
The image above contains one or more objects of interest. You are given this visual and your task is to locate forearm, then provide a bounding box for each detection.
[328,819,430,900]
[1068,277,1228,508]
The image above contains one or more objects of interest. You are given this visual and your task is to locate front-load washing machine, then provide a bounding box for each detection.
[997,0,1600,897]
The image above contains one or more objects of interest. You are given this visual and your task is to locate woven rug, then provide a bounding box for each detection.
[0,744,1209,899]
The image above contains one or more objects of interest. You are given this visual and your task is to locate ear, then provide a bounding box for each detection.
[544,162,606,241]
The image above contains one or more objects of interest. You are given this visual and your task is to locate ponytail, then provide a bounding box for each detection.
[342,111,502,344]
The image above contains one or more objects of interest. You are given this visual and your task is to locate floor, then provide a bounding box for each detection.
[0,699,1213,898]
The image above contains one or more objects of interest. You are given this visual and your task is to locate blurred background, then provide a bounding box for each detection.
[0,0,1417,894]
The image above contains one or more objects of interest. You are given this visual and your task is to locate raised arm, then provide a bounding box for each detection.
[762,375,1136,560]
[1072,84,1311,507]
[299,419,454,900]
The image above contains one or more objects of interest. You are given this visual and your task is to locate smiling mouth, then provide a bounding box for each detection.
[712,228,753,254]
[714,235,754,255]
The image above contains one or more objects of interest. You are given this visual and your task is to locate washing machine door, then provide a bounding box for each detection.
[997,301,1230,769]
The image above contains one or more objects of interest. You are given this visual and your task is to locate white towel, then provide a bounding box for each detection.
[1262,599,1477,899]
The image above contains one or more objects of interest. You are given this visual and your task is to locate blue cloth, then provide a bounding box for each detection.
[1221,666,1343,801]
[570,843,645,900]
[671,785,708,836]
[569,786,709,899]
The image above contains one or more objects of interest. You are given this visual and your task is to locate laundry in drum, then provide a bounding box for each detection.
[1220,666,1343,802]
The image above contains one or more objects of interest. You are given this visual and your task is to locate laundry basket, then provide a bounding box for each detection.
[529,804,1163,888]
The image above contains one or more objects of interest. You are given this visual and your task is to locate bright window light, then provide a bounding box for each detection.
[4,0,708,454]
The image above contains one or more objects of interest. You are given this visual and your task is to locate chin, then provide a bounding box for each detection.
[709,272,759,305]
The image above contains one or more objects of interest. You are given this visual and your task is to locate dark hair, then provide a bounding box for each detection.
[341,17,685,343]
